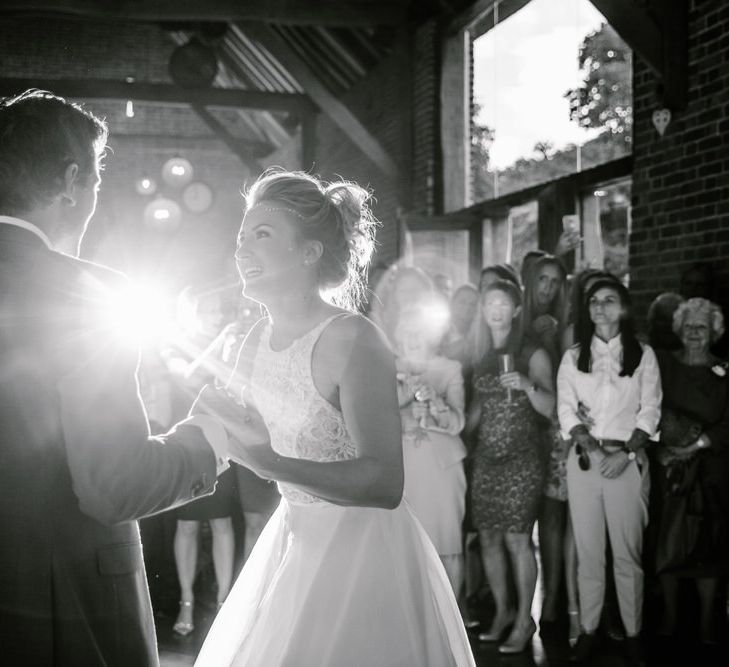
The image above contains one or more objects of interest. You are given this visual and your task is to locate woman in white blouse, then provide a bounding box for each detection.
[557,277,661,666]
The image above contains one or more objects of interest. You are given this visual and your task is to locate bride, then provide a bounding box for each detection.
[194,169,475,666]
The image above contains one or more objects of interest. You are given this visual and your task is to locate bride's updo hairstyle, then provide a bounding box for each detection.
[245,169,378,310]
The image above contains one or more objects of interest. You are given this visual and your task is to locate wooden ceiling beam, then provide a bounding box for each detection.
[0,0,408,26]
[0,77,314,113]
[191,104,264,173]
[589,0,687,109]
[588,0,662,76]
[239,22,398,178]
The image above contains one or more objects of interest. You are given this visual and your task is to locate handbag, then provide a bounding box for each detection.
[658,406,702,450]
[654,456,706,573]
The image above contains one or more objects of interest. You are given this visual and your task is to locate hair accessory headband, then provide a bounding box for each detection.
[247,201,307,221]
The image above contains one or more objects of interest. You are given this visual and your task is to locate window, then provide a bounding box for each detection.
[471,0,632,199]
[581,179,631,282]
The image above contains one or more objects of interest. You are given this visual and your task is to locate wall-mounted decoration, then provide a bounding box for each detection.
[651,108,671,137]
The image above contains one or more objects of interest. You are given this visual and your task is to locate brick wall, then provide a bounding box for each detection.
[629,0,729,318]
[312,20,441,267]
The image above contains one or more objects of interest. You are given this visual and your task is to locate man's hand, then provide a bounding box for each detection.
[191,385,280,477]
[576,401,596,429]
[570,423,599,452]
[599,450,630,479]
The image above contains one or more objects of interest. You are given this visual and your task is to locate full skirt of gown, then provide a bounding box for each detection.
[194,498,475,667]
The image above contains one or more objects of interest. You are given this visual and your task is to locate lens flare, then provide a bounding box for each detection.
[100,282,174,347]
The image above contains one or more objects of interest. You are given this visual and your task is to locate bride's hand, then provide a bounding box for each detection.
[191,385,273,465]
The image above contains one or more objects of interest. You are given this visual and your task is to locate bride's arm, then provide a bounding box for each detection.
[239,315,404,509]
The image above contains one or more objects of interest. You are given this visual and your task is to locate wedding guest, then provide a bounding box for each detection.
[558,278,661,665]
[370,264,434,344]
[646,292,684,352]
[394,303,468,602]
[466,280,555,654]
[164,288,236,635]
[479,263,521,294]
[650,298,729,647]
[522,254,568,370]
[518,254,572,638]
[442,283,479,367]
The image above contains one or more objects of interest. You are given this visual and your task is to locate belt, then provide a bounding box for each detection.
[597,438,627,452]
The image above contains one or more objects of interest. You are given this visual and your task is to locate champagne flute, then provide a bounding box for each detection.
[498,353,514,403]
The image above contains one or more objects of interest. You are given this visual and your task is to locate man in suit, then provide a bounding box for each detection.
[0,90,245,665]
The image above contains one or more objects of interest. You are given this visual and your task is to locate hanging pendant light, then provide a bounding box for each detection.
[161,156,194,188]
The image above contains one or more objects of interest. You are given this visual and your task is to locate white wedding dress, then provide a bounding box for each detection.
[195,315,475,667]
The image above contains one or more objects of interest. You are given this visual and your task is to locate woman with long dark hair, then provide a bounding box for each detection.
[557,278,661,665]
[466,280,555,654]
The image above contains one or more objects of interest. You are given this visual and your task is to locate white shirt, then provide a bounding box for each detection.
[557,335,662,442]
[0,214,53,248]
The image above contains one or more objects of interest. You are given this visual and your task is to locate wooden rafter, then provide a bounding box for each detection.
[239,22,398,178]
[589,0,688,109]
[0,0,409,26]
[190,104,264,173]
[0,78,313,113]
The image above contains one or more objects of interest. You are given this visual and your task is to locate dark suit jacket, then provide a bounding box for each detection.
[0,224,218,666]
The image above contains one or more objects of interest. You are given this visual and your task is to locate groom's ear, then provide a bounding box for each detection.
[59,163,80,206]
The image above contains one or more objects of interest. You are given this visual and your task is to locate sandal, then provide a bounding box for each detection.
[172,600,194,636]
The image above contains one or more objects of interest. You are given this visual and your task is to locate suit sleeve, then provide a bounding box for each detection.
[55,267,219,526]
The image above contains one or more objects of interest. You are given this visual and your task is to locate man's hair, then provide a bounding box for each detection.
[0,89,108,214]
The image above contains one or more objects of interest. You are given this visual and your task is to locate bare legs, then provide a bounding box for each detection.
[479,528,514,638]
[478,527,537,648]
[173,520,199,633]
[173,517,236,633]
[440,554,467,620]
[210,517,234,605]
[242,511,268,563]
[504,532,538,640]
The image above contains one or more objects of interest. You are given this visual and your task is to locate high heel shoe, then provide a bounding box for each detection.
[478,611,516,642]
[499,618,536,654]
[172,600,194,636]
[568,610,580,647]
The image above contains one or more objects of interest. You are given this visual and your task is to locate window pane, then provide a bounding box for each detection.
[581,180,631,282]
[407,230,471,292]
[472,0,632,199]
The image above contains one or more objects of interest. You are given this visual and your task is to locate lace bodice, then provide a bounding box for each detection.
[249,315,356,504]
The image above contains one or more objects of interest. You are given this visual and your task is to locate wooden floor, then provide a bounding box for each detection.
[155,598,728,667]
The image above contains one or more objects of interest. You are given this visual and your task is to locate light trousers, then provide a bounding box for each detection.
[566,447,650,636]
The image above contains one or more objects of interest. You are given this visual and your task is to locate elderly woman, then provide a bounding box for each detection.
[651,298,729,645]
[557,278,661,665]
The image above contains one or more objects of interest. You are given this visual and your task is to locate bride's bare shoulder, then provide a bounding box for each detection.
[323,312,390,351]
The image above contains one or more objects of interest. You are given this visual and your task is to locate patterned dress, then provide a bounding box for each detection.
[195,314,475,667]
[470,346,546,533]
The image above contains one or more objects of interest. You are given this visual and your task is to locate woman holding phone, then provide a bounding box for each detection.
[465,280,555,653]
